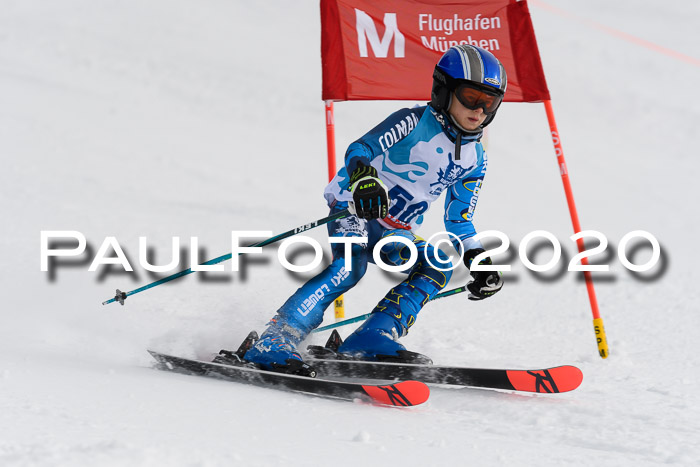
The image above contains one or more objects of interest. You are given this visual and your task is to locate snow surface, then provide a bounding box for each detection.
[2,1,699,465]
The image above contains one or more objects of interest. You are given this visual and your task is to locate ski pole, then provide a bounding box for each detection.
[102,209,351,306]
[311,285,468,334]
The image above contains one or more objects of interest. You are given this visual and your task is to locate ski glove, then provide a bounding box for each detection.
[348,162,390,220]
[464,248,503,301]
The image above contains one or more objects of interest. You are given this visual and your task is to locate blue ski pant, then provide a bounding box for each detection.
[266,205,453,344]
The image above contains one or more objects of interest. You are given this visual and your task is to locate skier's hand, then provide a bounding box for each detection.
[464,248,503,300]
[348,162,390,220]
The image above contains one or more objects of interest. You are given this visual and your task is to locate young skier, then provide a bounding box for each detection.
[244,45,506,373]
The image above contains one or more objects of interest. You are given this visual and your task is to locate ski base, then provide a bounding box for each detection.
[148,350,429,407]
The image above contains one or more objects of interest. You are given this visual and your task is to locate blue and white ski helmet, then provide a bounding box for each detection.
[431,45,507,131]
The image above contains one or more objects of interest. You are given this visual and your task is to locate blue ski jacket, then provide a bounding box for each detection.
[324,105,488,252]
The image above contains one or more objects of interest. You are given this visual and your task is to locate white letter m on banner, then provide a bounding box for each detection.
[355,9,405,58]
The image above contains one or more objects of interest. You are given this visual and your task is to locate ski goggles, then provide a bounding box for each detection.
[453,82,503,115]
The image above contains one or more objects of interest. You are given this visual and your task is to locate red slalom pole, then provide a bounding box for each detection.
[325,100,345,320]
[544,100,609,359]
[325,100,337,181]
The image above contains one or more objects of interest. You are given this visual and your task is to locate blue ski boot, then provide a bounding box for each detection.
[333,229,451,364]
[337,311,432,364]
[242,318,316,376]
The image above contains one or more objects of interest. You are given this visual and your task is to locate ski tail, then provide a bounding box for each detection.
[506,365,583,393]
[362,381,430,407]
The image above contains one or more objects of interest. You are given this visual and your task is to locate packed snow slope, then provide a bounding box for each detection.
[1,1,699,466]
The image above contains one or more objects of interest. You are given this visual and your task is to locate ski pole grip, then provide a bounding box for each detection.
[593,317,609,359]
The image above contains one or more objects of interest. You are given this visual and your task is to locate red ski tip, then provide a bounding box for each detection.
[361,380,430,407]
[506,365,583,393]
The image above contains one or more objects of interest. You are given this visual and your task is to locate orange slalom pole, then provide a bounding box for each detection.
[325,100,345,320]
[544,100,609,359]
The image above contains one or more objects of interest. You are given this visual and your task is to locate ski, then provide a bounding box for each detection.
[148,350,430,407]
[305,358,583,394]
